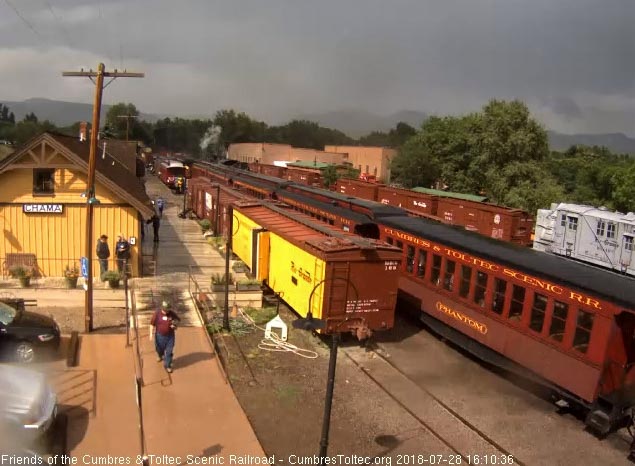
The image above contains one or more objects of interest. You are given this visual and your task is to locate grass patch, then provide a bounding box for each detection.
[274,383,300,403]
[244,306,278,325]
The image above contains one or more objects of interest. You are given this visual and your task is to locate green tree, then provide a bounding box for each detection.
[611,162,635,213]
[105,102,140,140]
[484,161,565,213]
[322,165,338,187]
[213,109,266,149]
[24,112,38,123]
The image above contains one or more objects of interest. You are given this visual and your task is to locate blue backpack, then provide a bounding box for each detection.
[157,198,165,208]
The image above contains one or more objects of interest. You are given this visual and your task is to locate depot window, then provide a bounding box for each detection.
[491,278,507,315]
[33,168,55,195]
[549,301,568,342]
[473,271,488,307]
[417,250,427,278]
[431,254,442,286]
[625,236,634,252]
[607,223,616,239]
[573,310,594,354]
[443,260,456,292]
[459,265,471,298]
[560,214,566,227]
[509,285,526,321]
[529,293,548,333]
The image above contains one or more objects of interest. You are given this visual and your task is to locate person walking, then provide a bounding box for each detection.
[152,215,160,242]
[115,234,131,274]
[156,197,165,218]
[150,301,180,373]
[96,234,110,279]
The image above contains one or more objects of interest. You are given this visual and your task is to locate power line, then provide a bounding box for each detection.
[4,0,42,39]
[42,0,72,48]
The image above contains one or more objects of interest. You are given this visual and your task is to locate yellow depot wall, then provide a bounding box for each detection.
[4,168,121,204]
[0,205,140,277]
[232,210,262,270]
[267,233,326,319]
[0,166,142,277]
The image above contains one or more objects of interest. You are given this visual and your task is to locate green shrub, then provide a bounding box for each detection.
[211,272,234,285]
[199,219,211,232]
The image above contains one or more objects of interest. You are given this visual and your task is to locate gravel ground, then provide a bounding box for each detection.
[216,304,455,461]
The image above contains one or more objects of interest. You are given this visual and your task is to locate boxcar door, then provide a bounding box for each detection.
[563,213,579,251]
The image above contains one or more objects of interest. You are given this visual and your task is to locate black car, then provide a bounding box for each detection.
[0,300,60,363]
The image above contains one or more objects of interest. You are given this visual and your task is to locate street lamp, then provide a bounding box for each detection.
[293,277,360,459]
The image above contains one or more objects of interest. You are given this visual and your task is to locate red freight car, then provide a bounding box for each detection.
[436,198,534,245]
[380,214,635,434]
[285,167,323,187]
[335,178,381,201]
[230,201,402,337]
[377,186,439,217]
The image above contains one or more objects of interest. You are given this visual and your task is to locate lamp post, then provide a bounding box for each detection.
[223,205,234,331]
[293,277,359,460]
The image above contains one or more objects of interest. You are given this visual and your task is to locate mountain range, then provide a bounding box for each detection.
[3,98,635,154]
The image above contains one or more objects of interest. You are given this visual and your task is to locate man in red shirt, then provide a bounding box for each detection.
[150,301,181,373]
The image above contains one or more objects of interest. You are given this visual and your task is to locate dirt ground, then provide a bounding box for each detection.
[210,299,442,459]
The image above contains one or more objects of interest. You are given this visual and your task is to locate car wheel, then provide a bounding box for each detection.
[15,341,35,363]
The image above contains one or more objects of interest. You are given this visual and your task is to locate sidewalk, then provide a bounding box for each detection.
[138,326,265,457]
[67,334,141,456]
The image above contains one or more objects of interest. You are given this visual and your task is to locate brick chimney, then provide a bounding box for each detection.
[79,122,88,142]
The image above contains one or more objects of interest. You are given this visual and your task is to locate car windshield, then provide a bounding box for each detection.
[0,302,17,325]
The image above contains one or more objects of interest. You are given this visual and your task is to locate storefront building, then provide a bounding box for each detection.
[0,132,155,278]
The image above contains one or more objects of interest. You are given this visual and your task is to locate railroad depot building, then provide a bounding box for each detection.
[0,131,154,278]
[227,143,396,183]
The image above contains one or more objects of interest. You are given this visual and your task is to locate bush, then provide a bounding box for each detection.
[211,272,234,285]
[199,219,211,232]
[9,265,32,279]
[238,278,261,286]
[102,270,121,282]
[64,264,79,279]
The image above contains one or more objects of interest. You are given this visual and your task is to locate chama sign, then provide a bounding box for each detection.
[23,204,64,214]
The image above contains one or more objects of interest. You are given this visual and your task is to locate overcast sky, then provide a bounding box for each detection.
[1,0,633,134]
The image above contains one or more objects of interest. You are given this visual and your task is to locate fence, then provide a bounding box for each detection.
[1,256,135,281]
[187,266,229,383]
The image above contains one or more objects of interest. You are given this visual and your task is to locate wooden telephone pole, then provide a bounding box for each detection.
[117,114,138,141]
[62,63,144,332]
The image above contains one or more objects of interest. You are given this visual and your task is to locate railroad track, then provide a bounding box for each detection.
[343,345,524,465]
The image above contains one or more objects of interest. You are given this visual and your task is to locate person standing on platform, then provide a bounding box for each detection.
[115,234,131,274]
[156,197,165,218]
[150,301,180,373]
[96,234,110,279]
[147,215,161,242]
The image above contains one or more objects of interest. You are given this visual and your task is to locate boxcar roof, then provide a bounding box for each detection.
[234,203,396,255]
[380,216,635,309]
[276,189,376,226]
[285,184,406,219]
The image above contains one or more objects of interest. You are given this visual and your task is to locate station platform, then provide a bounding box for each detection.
[58,175,265,459]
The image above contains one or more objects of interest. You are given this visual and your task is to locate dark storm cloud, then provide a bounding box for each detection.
[0,0,633,134]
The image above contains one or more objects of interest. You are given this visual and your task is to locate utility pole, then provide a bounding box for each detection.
[117,114,138,141]
[63,64,144,333]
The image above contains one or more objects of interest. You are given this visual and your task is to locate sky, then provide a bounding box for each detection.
[0,0,633,135]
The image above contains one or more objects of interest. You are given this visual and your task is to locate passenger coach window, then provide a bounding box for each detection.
[459,266,471,298]
[417,250,427,278]
[443,260,456,291]
[549,301,568,342]
[509,285,526,321]
[573,310,595,354]
[386,237,394,245]
[431,255,442,286]
[396,241,403,250]
[406,246,415,273]
[473,271,488,307]
[492,278,507,315]
[529,293,548,333]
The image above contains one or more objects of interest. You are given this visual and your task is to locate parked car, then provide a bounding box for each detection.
[0,364,57,441]
[0,300,60,363]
